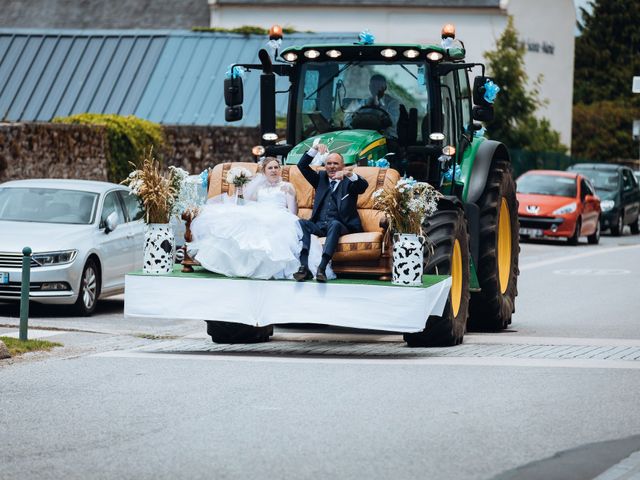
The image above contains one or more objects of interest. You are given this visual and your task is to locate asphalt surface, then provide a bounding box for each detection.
[1,231,639,480]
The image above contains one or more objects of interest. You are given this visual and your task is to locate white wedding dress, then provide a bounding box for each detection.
[188,180,334,280]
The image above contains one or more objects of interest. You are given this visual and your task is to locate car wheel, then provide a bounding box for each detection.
[587,217,600,245]
[73,259,100,316]
[611,213,624,236]
[631,215,639,235]
[568,218,581,245]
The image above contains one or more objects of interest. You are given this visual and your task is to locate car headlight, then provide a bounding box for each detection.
[553,202,577,215]
[600,199,615,212]
[32,250,78,266]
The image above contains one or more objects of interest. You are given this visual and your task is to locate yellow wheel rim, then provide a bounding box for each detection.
[498,198,512,294]
[451,239,463,317]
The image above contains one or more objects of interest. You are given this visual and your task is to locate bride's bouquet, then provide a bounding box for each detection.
[226,167,253,188]
[373,177,441,235]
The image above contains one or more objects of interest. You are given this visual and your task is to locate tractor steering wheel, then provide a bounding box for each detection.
[350,104,393,132]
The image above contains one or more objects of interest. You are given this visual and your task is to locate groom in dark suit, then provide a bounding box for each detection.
[294,143,369,282]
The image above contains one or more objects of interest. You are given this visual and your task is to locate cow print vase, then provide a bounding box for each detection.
[143,223,175,275]
[392,234,425,286]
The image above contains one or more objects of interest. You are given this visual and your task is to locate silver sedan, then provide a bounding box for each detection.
[0,179,145,315]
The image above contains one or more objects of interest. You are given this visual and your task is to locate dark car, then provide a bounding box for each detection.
[567,163,640,235]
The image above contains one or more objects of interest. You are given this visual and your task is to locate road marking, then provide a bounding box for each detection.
[553,268,631,275]
[520,244,640,271]
[92,350,640,370]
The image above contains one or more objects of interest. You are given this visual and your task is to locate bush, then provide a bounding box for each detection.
[53,113,165,183]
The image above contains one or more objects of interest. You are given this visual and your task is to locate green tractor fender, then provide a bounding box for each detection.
[464,140,511,204]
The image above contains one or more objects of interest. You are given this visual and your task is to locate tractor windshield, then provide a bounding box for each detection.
[295,61,430,144]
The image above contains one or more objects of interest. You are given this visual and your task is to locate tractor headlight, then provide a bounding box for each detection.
[600,199,615,212]
[380,48,397,58]
[283,52,298,62]
[326,49,342,59]
[553,202,577,215]
[303,49,321,59]
[427,51,444,62]
[403,49,420,59]
[32,250,77,266]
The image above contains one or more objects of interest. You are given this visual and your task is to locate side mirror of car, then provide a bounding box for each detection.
[472,105,494,122]
[105,212,119,234]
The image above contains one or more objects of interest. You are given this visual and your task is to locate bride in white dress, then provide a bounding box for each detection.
[188,157,334,280]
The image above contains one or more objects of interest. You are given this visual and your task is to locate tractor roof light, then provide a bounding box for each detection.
[326,49,342,59]
[402,49,420,59]
[269,24,283,41]
[283,51,298,62]
[304,49,321,59]
[427,51,444,62]
[441,23,456,39]
[380,48,397,58]
[262,132,278,142]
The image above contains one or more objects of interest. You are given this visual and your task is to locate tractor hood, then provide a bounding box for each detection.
[285,130,388,166]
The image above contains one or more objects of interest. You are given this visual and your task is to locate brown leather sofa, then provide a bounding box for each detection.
[182,162,401,278]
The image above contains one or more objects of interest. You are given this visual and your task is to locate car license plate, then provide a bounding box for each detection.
[0,272,8,284]
[519,228,543,238]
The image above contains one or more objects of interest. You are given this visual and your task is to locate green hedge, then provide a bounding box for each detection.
[53,113,165,183]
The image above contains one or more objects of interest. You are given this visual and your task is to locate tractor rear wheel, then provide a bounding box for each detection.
[404,206,470,347]
[468,159,519,331]
[206,321,273,344]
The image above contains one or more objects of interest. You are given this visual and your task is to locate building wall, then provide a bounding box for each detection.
[209,1,575,150]
[0,0,209,29]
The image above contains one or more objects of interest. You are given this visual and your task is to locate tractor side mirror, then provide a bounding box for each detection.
[472,106,494,122]
[473,76,494,106]
[225,106,243,122]
[224,76,244,107]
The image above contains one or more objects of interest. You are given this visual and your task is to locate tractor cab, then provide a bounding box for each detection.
[223,26,496,192]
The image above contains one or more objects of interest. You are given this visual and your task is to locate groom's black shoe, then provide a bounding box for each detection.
[315,269,328,283]
[293,266,313,282]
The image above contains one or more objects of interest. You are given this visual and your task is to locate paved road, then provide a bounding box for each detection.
[1,231,639,479]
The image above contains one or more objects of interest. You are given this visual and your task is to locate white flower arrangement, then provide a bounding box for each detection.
[373,177,442,235]
[226,167,253,187]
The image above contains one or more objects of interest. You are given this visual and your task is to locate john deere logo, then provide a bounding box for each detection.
[526,205,540,214]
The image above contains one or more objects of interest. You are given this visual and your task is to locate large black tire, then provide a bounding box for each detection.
[206,321,273,344]
[611,212,624,236]
[587,217,601,244]
[73,258,100,316]
[404,206,470,347]
[567,218,581,245]
[468,159,519,331]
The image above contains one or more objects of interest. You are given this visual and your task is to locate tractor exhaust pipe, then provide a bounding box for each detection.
[258,49,276,144]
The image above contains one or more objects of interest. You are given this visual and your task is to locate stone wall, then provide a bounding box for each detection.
[0,122,266,183]
[0,123,110,182]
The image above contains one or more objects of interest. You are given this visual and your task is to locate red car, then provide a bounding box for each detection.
[516,170,601,244]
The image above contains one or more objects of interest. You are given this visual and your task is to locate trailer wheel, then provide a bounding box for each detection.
[468,159,519,331]
[206,321,273,344]
[404,206,470,347]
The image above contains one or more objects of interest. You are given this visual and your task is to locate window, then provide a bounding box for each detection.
[622,170,634,191]
[118,191,144,222]
[100,191,125,228]
[440,71,458,146]
[457,69,472,133]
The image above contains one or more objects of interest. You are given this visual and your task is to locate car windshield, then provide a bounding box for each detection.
[517,174,577,197]
[295,60,429,143]
[0,187,99,224]
[571,169,619,191]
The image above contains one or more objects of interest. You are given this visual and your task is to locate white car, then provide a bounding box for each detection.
[0,179,145,315]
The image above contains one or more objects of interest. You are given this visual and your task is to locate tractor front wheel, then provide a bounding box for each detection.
[468,159,519,331]
[206,321,273,344]
[404,206,470,347]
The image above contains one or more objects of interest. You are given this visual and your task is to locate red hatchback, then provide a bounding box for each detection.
[516,170,601,244]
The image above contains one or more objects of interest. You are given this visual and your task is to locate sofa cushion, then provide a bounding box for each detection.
[319,232,383,262]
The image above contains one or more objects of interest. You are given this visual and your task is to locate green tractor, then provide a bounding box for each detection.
[223,26,519,346]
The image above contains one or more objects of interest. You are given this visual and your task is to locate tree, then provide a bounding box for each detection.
[572,0,640,162]
[483,17,566,153]
[574,0,640,105]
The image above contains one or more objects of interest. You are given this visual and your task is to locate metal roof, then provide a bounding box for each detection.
[0,29,355,126]
[216,0,501,6]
